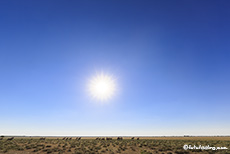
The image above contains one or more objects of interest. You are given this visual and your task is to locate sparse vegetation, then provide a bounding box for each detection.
[0,137,229,154]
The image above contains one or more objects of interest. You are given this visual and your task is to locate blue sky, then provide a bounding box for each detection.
[0,0,230,136]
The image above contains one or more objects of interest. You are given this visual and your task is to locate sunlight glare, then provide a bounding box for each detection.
[88,72,116,101]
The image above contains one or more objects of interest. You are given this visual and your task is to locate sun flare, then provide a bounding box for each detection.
[88,73,116,101]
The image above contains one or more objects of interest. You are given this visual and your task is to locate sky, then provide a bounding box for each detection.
[0,0,230,136]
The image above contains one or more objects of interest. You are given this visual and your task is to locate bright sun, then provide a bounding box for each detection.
[88,72,116,101]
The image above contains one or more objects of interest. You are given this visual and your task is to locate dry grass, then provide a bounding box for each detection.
[0,136,229,154]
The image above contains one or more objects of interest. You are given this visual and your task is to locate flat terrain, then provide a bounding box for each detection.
[0,136,230,154]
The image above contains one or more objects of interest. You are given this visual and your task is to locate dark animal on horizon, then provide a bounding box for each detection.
[96,137,111,140]
[137,137,139,140]
[131,137,135,140]
[7,137,14,141]
[63,137,66,140]
[39,137,46,140]
[76,137,81,140]
[117,137,123,140]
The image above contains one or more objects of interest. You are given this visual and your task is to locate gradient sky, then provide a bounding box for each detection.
[1,0,230,136]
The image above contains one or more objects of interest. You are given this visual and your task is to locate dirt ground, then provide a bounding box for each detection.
[0,136,229,154]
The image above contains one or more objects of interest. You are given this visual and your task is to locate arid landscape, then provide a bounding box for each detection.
[0,136,229,154]
[1,1,230,154]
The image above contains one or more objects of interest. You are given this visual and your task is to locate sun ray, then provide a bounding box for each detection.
[88,72,116,101]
